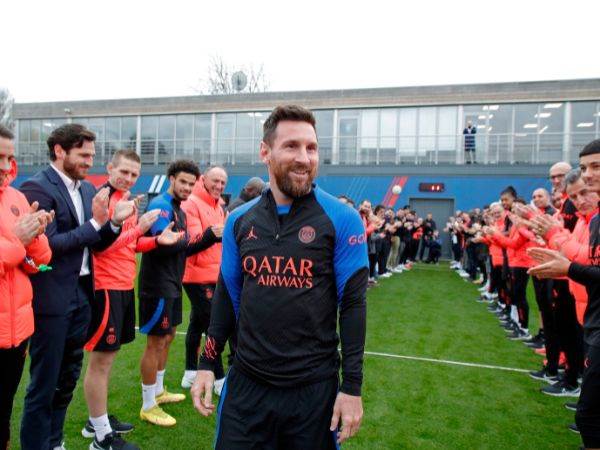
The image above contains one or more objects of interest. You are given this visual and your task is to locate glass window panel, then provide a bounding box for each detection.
[140,140,156,164]
[538,103,564,164]
[338,110,359,164]
[194,114,211,139]
[41,119,57,141]
[486,104,513,164]
[378,109,397,164]
[398,108,417,162]
[215,114,235,164]
[418,107,436,162]
[175,140,195,159]
[157,140,174,165]
[437,107,457,163]
[105,118,120,141]
[514,103,539,163]
[194,139,211,165]
[360,110,378,164]
[88,118,104,142]
[141,116,157,139]
[235,113,254,164]
[121,117,137,148]
[313,110,333,164]
[571,102,597,159]
[19,120,30,142]
[158,115,175,140]
[29,120,41,142]
[176,115,193,140]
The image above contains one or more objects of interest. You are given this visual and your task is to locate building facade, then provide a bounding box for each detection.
[10,78,600,214]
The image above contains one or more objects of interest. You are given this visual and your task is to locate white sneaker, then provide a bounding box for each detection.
[214,377,225,396]
[392,267,403,273]
[380,272,392,278]
[458,271,470,278]
[53,443,67,450]
[181,370,197,389]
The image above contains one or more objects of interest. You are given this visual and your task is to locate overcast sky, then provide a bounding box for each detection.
[3,0,599,103]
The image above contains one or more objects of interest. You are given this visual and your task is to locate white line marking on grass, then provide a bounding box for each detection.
[135,327,529,374]
[363,351,530,373]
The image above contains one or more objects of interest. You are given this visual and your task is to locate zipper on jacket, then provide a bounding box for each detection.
[8,270,16,347]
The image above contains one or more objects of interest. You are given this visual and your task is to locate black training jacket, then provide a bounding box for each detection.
[198,186,369,396]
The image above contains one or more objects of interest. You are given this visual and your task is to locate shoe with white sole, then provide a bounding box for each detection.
[181,370,197,389]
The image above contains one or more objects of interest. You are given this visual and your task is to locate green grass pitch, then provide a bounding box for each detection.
[10,263,580,449]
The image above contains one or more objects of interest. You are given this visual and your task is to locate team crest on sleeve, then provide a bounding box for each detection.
[10,205,20,216]
[159,210,169,218]
[298,226,316,244]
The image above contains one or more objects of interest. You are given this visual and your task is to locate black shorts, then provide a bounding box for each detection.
[85,289,136,352]
[139,296,182,336]
[215,366,339,450]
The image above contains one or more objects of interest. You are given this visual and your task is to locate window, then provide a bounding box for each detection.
[398,108,417,163]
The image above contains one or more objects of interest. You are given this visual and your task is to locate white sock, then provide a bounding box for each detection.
[184,370,197,379]
[142,383,157,411]
[90,414,112,441]
[156,370,166,396]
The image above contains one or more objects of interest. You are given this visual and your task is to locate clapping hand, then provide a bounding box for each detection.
[527,248,571,279]
[92,187,110,225]
[112,192,144,226]
[137,209,160,234]
[13,202,54,246]
[157,222,184,246]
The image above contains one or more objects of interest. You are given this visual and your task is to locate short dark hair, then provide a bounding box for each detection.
[47,123,96,161]
[112,148,141,165]
[501,185,517,198]
[167,159,200,179]
[262,105,316,145]
[580,139,600,157]
[0,124,14,140]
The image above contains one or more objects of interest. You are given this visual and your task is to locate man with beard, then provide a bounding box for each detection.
[20,124,137,450]
[191,105,369,449]
[138,160,220,427]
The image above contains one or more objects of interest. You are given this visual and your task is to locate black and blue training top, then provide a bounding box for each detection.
[199,185,369,396]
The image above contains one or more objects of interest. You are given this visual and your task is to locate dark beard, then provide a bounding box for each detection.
[273,165,314,199]
[63,157,85,180]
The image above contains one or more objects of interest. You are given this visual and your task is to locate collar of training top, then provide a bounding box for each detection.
[261,183,318,209]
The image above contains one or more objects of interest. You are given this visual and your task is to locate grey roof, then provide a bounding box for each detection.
[13,78,600,119]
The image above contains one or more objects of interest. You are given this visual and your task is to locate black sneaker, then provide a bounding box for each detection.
[524,340,544,349]
[508,329,532,341]
[90,432,139,450]
[82,416,134,438]
[565,402,578,412]
[568,423,580,434]
[529,367,559,383]
[541,380,580,397]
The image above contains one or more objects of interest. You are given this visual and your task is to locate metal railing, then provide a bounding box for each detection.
[14,132,593,167]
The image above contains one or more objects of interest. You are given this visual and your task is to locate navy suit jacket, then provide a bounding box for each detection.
[20,166,120,316]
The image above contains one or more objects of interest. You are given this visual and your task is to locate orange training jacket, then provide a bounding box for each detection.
[0,160,52,348]
[182,181,224,285]
[546,210,597,325]
[93,187,158,291]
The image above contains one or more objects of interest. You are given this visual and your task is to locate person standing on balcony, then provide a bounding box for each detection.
[463,121,477,164]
